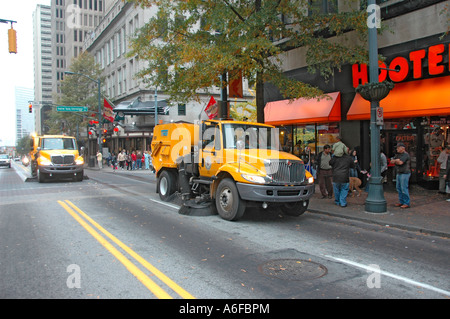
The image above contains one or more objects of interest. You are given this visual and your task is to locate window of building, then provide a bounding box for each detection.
[308,0,338,15]
[118,68,122,95]
[110,38,115,62]
[178,104,186,116]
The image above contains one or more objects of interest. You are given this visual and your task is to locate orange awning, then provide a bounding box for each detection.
[264,92,341,126]
[347,76,450,120]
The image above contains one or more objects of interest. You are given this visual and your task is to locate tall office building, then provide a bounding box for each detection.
[15,87,35,141]
[33,4,52,135]
[51,0,111,97]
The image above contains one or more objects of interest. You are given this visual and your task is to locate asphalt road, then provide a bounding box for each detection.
[1,162,449,302]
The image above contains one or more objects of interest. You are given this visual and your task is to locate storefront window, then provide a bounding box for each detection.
[277,122,340,165]
[381,117,450,184]
[421,117,450,181]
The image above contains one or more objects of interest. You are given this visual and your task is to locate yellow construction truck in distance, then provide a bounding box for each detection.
[151,120,315,221]
[29,134,84,182]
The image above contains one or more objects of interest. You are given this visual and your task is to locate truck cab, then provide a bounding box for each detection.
[152,120,315,221]
[30,134,84,182]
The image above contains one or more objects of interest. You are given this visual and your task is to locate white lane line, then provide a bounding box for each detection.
[324,255,450,297]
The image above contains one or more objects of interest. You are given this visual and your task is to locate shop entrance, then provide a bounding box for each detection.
[381,116,450,188]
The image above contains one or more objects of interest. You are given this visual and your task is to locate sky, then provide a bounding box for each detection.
[0,0,51,146]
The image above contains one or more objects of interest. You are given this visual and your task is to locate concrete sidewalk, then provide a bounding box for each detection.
[91,165,450,237]
[308,183,450,238]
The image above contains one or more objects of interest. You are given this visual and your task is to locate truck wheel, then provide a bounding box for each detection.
[37,169,46,183]
[215,178,246,221]
[75,170,83,182]
[31,162,37,177]
[282,200,309,217]
[158,170,176,201]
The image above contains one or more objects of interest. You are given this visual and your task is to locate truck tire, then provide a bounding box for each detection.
[75,170,83,182]
[31,161,37,177]
[37,169,46,183]
[282,200,309,217]
[158,170,176,201]
[215,178,246,221]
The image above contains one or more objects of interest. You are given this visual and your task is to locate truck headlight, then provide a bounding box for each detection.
[307,176,314,184]
[241,174,267,184]
[39,158,52,166]
[75,156,84,165]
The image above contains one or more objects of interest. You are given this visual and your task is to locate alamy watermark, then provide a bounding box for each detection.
[367,4,381,29]
[366,264,381,289]
[67,264,81,289]
[66,4,82,29]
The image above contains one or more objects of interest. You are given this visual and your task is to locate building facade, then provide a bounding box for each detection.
[32,4,52,134]
[264,0,450,187]
[84,0,253,156]
[15,87,35,141]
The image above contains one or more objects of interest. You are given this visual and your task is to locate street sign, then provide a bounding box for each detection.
[56,106,88,112]
[376,106,384,126]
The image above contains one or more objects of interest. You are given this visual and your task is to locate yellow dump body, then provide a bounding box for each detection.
[151,122,196,173]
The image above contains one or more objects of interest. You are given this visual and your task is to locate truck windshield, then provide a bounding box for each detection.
[222,124,280,150]
[41,138,76,150]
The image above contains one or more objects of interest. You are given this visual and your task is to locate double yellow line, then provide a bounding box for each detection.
[58,200,195,299]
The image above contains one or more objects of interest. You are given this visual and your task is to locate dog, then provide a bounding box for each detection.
[349,177,362,197]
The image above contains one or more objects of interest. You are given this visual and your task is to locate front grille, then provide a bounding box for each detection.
[265,160,305,184]
[51,155,75,165]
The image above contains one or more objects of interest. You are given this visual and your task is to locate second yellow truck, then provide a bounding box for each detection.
[151,119,315,221]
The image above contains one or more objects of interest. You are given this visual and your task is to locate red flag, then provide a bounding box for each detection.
[204,96,219,119]
[103,98,115,122]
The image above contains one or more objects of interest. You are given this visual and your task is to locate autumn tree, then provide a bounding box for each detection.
[129,0,369,123]
[45,52,104,136]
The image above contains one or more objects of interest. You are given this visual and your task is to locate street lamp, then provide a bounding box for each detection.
[64,71,102,155]
[364,0,387,213]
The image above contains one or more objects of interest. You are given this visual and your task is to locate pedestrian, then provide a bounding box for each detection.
[349,148,361,177]
[126,151,132,170]
[316,144,333,199]
[106,151,111,167]
[443,152,450,201]
[437,145,450,194]
[131,151,137,170]
[391,142,411,208]
[380,149,388,183]
[332,136,348,157]
[329,151,354,207]
[111,152,117,171]
[96,150,103,169]
[137,151,143,169]
[118,150,126,170]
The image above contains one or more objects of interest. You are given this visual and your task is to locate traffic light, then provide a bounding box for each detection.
[8,27,17,54]
[28,103,32,113]
[102,138,106,143]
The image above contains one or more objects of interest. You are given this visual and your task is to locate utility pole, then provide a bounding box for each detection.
[364,1,387,213]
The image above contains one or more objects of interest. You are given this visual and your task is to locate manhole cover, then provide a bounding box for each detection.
[258,259,327,281]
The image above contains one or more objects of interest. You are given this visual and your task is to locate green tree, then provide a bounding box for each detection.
[230,86,257,121]
[128,0,369,123]
[45,52,104,136]
[16,135,32,156]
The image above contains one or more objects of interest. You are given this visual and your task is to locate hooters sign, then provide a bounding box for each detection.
[352,44,450,88]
